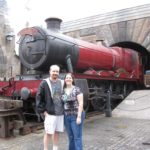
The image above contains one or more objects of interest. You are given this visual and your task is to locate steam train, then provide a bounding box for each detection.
[0,18,150,137]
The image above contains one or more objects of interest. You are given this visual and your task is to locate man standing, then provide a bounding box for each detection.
[36,65,64,150]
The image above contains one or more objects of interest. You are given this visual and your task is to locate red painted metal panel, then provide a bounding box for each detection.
[76,40,113,70]
[75,40,141,80]
[0,80,41,97]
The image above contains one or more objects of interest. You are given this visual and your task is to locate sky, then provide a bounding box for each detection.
[7,0,150,34]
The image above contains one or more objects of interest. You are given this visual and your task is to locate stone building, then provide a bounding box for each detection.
[61,4,150,54]
[0,0,20,79]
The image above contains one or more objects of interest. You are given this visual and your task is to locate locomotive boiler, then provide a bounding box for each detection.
[19,18,142,78]
[0,17,148,137]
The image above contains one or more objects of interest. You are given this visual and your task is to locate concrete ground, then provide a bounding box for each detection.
[113,90,150,120]
[1,114,150,150]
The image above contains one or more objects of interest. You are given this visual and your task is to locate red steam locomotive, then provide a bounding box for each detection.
[0,18,149,137]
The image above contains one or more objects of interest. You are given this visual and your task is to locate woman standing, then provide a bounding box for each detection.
[61,73,85,150]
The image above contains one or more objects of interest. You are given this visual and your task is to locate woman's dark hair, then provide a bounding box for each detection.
[63,73,75,89]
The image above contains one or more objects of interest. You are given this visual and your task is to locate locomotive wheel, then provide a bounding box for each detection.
[126,84,135,95]
[84,99,90,112]
[91,97,106,112]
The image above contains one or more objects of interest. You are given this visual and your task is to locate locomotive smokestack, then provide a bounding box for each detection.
[45,17,62,31]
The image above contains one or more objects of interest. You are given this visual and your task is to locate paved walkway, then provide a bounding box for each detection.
[1,115,150,150]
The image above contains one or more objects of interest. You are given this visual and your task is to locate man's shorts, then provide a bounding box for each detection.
[44,114,64,134]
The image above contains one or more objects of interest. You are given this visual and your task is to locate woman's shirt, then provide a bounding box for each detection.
[61,86,82,115]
